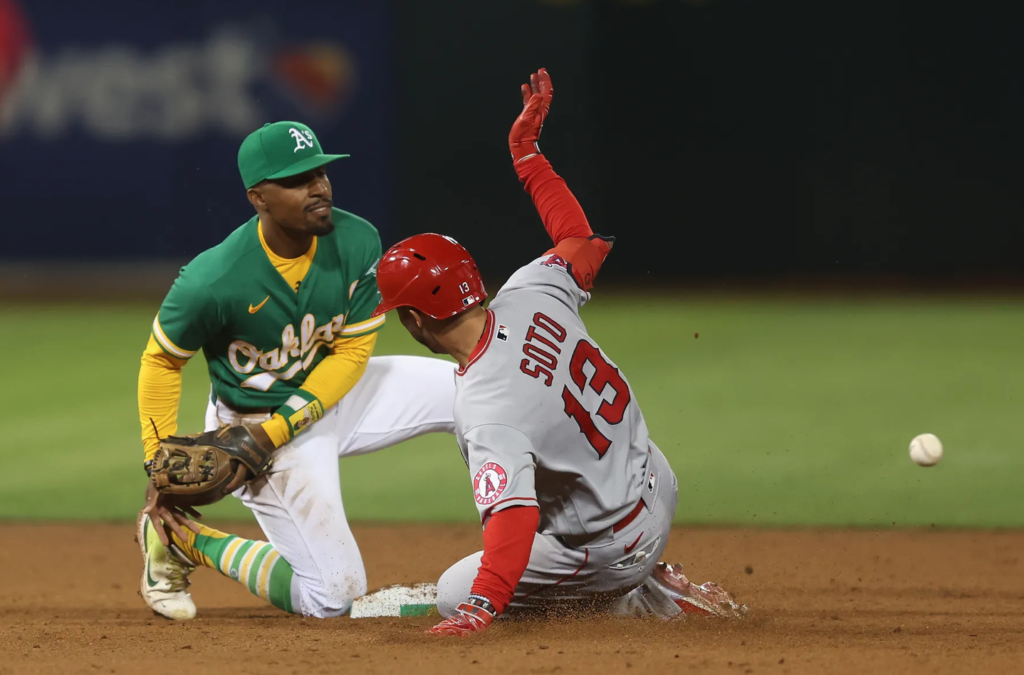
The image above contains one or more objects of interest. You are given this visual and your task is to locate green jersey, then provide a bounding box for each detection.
[151,208,385,410]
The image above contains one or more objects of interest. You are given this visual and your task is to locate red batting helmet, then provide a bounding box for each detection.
[372,233,487,320]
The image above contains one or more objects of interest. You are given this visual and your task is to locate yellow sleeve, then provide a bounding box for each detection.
[139,334,189,462]
[260,332,378,448]
[305,331,378,404]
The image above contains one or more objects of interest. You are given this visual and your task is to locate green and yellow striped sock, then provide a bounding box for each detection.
[170,523,299,614]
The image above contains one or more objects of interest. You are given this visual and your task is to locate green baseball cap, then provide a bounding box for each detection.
[238,121,349,189]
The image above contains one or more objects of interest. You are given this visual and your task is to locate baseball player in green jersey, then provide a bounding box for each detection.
[136,121,457,619]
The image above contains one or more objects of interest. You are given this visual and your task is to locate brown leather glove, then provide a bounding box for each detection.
[150,425,273,507]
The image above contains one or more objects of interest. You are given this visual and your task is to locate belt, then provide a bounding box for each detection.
[612,497,647,533]
[219,401,274,415]
[554,495,650,550]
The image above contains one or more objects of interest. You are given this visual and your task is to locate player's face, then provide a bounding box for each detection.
[398,307,447,355]
[260,167,335,235]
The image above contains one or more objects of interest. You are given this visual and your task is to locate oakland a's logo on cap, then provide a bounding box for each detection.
[289,127,315,152]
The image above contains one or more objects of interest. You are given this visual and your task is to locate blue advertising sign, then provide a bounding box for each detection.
[0,0,392,260]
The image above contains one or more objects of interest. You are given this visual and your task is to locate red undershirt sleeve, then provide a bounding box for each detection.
[469,505,541,615]
[514,155,613,291]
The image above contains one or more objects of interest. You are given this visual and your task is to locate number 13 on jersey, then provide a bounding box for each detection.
[518,312,631,458]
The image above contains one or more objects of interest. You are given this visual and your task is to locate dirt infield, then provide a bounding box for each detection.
[1,524,1022,675]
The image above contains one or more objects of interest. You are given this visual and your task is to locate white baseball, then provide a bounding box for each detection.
[909,433,943,467]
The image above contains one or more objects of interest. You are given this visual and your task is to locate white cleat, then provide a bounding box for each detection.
[136,511,197,620]
[651,562,748,619]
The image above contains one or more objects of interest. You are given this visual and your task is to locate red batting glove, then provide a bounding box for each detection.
[509,68,553,163]
[427,596,497,637]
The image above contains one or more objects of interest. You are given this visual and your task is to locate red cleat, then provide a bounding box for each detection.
[651,562,748,619]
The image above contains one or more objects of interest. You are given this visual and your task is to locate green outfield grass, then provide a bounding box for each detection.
[1,296,1022,527]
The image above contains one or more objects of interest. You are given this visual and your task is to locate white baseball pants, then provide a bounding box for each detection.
[205,355,457,618]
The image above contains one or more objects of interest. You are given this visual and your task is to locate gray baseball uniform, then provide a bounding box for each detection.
[437,251,679,615]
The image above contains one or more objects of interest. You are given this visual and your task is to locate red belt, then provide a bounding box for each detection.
[612,497,647,533]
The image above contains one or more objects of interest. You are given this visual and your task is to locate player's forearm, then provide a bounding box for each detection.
[515,155,594,244]
[138,335,187,462]
[260,333,377,448]
[515,156,613,291]
[470,506,540,615]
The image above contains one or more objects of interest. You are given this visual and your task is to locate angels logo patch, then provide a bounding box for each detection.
[540,253,569,270]
[473,462,508,506]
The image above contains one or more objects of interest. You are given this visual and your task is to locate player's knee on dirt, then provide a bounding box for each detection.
[299,570,368,618]
[436,551,483,617]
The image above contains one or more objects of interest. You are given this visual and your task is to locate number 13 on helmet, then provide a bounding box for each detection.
[372,233,488,320]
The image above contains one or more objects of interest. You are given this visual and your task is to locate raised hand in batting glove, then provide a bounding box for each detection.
[427,596,497,637]
[509,68,553,163]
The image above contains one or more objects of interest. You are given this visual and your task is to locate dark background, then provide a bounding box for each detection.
[2,0,1023,286]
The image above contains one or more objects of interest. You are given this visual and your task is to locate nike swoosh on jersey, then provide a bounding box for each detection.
[624,532,644,555]
[249,296,270,314]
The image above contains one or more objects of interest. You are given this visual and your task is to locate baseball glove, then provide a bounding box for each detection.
[150,426,273,507]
